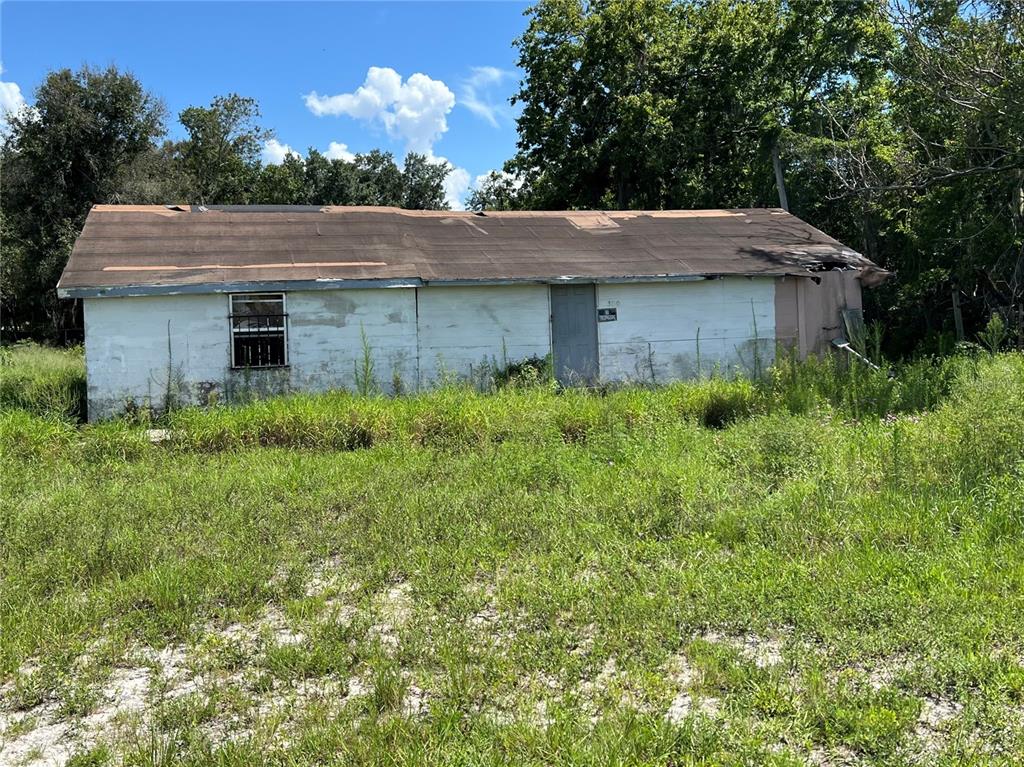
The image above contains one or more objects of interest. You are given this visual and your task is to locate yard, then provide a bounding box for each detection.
[1,345,1023,766]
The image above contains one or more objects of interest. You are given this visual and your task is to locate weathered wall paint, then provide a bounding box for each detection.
[596,279,776,382]
[416,285,551,385]
[795,271,863,357]
[286,289,418,393]
[81,276,848,420]
[83,290,419,420]
[84,293,230,420]
[82,285,552,420]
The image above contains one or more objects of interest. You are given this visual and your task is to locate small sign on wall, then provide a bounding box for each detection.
[597,307,617,322]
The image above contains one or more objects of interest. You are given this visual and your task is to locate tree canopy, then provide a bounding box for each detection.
[1,66,166,336]
[2,2,1022,354]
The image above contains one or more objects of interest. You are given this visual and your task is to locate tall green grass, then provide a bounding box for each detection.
[0,342,86,421]
[766,346,967,418]
[152,351,986,452]
[0,341,994,449]
[0,341,977,430]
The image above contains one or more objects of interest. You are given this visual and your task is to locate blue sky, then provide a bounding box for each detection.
[0,1,532,207]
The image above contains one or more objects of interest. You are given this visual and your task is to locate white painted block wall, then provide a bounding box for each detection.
[285,289,417,393]
[82,278,777,420]
[82,285,554,419]
[596,279,775,383]
[83,289,420,420]
[84,294,230,420]
[416,285,551,385]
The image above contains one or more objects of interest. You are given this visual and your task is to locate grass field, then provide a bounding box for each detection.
[1,345,1023,766]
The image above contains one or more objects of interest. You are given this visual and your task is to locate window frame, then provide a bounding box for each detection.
[228,292,289,369]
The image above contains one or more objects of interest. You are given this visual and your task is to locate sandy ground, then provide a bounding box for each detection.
[0,566,981,767]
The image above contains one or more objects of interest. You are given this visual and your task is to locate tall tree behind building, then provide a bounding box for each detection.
[178,94,270,205]
[1,66,165,337]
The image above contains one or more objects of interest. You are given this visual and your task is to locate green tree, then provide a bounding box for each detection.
[510,0,890,210]
[510,0,1024,354]
[300,149,355,204]
[466,171,526,211]
[509,0,676,208]
[254,153,307,205]
[350,150,405,206]
[249,149,451,209]
[1,65,165,337]
[787,1,1024,352]
[401,153,451,210]
[178,94,269,204]
[111,139,193,204]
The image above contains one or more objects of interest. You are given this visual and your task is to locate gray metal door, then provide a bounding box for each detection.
[550,284,598,384]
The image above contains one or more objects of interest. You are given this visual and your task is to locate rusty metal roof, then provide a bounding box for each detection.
[57,205,885,298]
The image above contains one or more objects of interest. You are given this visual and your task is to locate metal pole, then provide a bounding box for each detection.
[772,142,789,212]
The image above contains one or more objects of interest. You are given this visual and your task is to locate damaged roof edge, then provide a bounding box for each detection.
[62,206,886,292]
[57,271,836,299]
[57,277,425,299]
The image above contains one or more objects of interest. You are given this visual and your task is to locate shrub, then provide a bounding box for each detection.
[668,378,760,429]
[492,355,553,389]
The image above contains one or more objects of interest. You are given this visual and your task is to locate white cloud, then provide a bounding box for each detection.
[0,74,27,134]
[418,152,471,210]
[325,141,356,161]
[262,139,302,165]
[0,80,24,115]
[459,66,514,128]
[306,67,401,119]
[444,164,472,211]
[305,67,455,154]
[472,169,525,191]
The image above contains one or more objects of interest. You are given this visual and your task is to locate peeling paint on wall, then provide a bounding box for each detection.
[81,278,798,420]
[288,292,359,328]
[596,279,777,382]
[415,286,551,386]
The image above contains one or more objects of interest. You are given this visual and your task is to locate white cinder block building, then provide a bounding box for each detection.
[58,205,886,421]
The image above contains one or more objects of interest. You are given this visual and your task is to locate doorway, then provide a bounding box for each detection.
[550,284,598,385]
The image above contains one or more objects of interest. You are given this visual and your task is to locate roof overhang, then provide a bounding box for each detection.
[57,271,837,299]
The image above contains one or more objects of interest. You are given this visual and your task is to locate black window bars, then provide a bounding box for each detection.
[229,310,288,368]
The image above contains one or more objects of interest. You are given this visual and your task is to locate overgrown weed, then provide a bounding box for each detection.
[0,342,86,420]
[2,350,1023,763]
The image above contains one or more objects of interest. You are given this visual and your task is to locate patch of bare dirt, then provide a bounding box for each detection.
[806,744,860,766]
[836,653,916,691]
[1,649,170,767]
[369,582,413,653]
[909,695,963,758]
[698,629,788,668]
[0,710,74,767]
[663,652,720,724]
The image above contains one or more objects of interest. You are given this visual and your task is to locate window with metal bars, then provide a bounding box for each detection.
[229,293,288,368]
